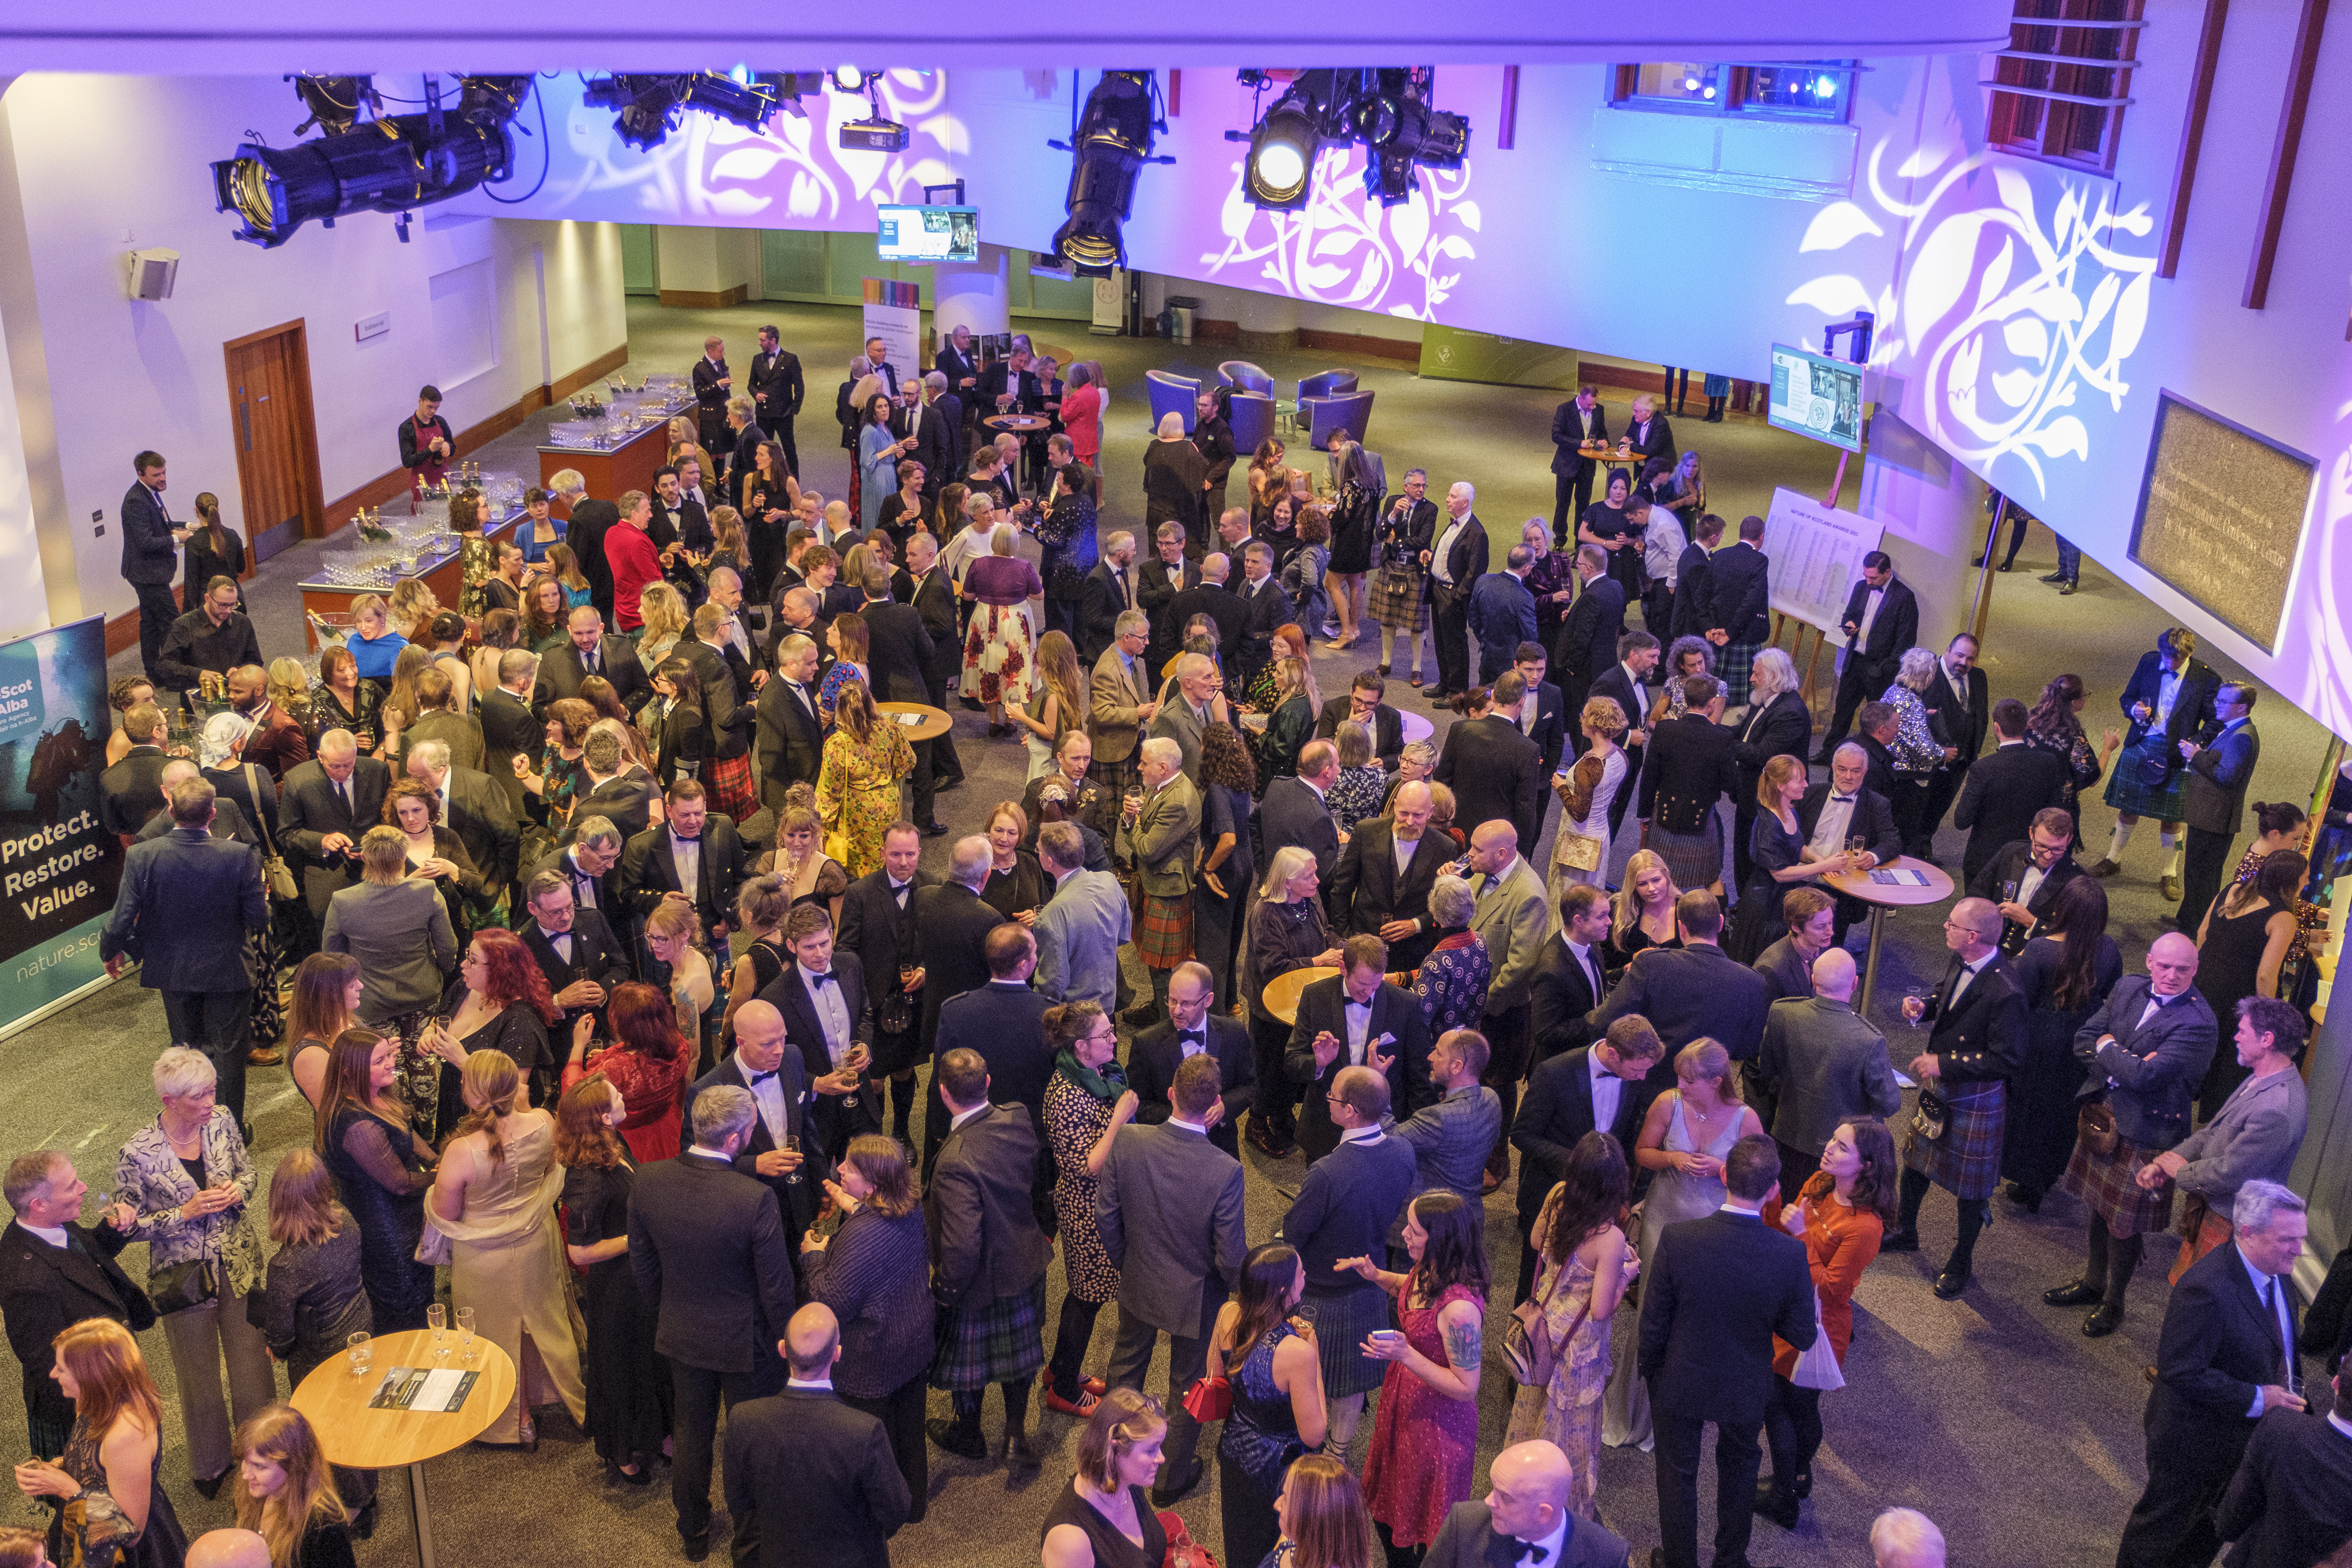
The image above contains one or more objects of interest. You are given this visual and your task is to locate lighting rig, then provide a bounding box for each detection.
[1230,67,1467,211]
[1049,70,1171,276]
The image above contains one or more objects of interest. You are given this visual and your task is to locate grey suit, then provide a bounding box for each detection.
[279,756,393,917]
[1032,867,1129,1011]
[2168,1067,2308,1211]
[1396,1083,1504,1209]
[323,879,456,1021]
[1099,1119,1247,1485]
[1752,994,1902,1177]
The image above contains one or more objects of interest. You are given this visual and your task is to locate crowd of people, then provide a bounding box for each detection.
[18,355,2344,1568]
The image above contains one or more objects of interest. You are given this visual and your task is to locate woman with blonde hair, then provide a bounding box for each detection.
[1015,630,1087,782]
[12,1320,186,1568]
[817,678,916,878]
[556,1075,667,1485]
[373,644,433,761]
[1550,695,1630,917]
[265,657,312,731]
[1605,1038,1764,1447]
[430,1049,585,1448]
[341,593,407,683]
[634,580,689,671]
[232,1406,353,1568]
[1732,646,1814,890]
[1326,721,1387,836]
[642,899,717,1066]
[385,577,440,642]
[1729,753,1851,963]
[1040,1389,1171,1568]
[1607,849,1683,970]
[0,1527,48,1568]
[981,801,1049,923]
[1254,655,1322,782]
[1243,847,1344,1153]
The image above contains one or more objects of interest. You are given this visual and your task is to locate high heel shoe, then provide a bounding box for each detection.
[520,1412,538,1453]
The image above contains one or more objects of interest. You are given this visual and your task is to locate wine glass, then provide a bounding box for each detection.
[783,1134,804,1187]
[1904,986,1929,1029]
[456,1307,477,1365]
[427,1303,449,1361]
[1848,833,1867,863]
[347,1331,372,1378]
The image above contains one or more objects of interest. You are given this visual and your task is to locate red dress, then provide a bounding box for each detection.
[1362,1281,1483,1546]
[563,1046,687,1165]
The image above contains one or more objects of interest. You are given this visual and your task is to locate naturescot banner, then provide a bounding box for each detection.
[0,616,121,1036]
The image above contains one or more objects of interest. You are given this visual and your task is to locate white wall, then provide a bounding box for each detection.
[0,74,628,629]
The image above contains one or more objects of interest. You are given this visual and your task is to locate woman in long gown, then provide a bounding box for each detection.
[314,1030,436,1332]
[429,1050,586,1449]
[1211,1245,1328,1568]
[1604,1040,1763,1450]
[17,1320,187,1568]
[556,1075,668,1485]
[816,678,917,879]
[2001,877,2122,1211]
[857,394,917,535]
[1504,1133,1633,1523]
[1548,697,1629,925]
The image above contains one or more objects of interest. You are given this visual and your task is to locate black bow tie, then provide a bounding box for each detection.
[807,971,834,986]
[1180,1029,1204,1046]
[672,835,701,846]
[1831,793,1856,803]
[1510,1542,1545,1566]
[747,1069,778,1087]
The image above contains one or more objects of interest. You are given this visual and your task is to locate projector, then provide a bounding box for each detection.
[840,117,910,153]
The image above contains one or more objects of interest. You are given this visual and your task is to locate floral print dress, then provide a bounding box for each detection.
[816,721,917,877]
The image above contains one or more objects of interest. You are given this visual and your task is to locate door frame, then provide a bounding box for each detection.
[222,317,326,559]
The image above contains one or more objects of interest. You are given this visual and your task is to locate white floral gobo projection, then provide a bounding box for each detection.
[555,72,962,223]
[1196,145,1481,322]
[1787,139,2160,495]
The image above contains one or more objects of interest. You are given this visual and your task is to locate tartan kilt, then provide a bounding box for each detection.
[1307,1286,1395,1398]
[1718,639,1764,708]
[2101,758,2188,822]
[1136,891,1195,969]
[2060,1130,2177,1237]
[1369,568,1430,634]
[1902,1079,2006,1200]
[929,1277,1047,1391]
[702,751,758,825]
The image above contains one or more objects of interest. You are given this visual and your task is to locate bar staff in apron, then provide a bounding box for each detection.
[399,384,454,497]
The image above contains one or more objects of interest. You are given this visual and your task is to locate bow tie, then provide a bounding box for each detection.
[807,971,835,986]
[1179,1029,1204,1046]
[747,1069,778,1087]
[1831,793,1856,803]
[672,835,701,846]
[1509,1542,1545,1566]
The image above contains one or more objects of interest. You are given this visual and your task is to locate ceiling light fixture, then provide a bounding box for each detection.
[581,72,782,151]
[1049,69,1169,276]
[1230,67,1466,212]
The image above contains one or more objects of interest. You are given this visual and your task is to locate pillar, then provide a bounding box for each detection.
[653,226,753,308]
[933,243,1012,340]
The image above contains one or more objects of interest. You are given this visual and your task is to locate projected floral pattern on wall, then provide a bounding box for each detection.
[1195,146,1481,322]
[1787,139,2159,496]
[551,72,963,227]
[2304,397,2352,737]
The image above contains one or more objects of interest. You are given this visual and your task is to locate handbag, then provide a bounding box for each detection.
[1787,1285,1845,1392]
[149,1214,220,1317]
[2077,1099,2120,1157]
[1554,831,1605,874]
[1911,1084,1948,1142]
[414,1213,455,1266]
[246,763,302,902]
[1158,1509,1220,1568]
[1502,1262,1591,1388]
[1180,1370,1232,1423]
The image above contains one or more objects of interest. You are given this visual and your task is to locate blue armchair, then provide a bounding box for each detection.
[1226,390,1277,454]
[1295,369,1360,404]
[1219,361,1276,396]
[1146,369,1201,434]
[1308,389,1375,449]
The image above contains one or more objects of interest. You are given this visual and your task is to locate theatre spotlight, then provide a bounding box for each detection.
[211,74,530,249]
[1231,67,1468,211]
[830,70,909,153]
[1050,70,1164,276]
[288,75,378,137]
[1239,74,1328,212]
[583,72,780,151]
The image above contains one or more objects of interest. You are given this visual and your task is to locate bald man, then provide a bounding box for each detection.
[1889,896,2026,1299]
[686,998,829,1246]
[1423,1439,1631,1568]
[1871,1507,1946,1568]
[1751,945,1903,1200]
[187,1530,273,1568]
[2043,931,2217,1336]
[726,1303,913,1566]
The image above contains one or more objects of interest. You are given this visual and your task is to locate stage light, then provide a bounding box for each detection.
[582,72,780,151]
[288,75,377,137]
[1050,69,1162,276]
[1232,69,1465,211]
[1242,75,1328,212]
[831,65,878,94]
[211,74,530,248]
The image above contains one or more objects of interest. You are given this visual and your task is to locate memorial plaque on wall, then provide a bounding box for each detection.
[2130,392,2315,652]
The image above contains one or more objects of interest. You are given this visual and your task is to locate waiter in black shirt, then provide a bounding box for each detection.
[398,386,453,498]
[747,325,805,478]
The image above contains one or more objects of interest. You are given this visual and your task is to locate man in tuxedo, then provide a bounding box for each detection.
[631,1081,800,1560]
[1552,547,1625,725]
[1818,552,1919,758]
[1425,482,1489,703]
[683,1001,829,1246]
[755,632,828,821]
[1588,631,1658,836]
[1953,699,2070,886]
[1033,824,1128,1014]
[1885,897,2026,1298]
[1079,531,1139,665]
[2178,681,2262,936]
[1527,885,1615,1067]
[691,335,733,452]
[1285,935,1435,1163]
[1258,742,1344,888]
[1467,821,1554,1183]
[836,824,934,1147]
[1701,516,1773,699]
[724,1303,911,1568]
[1137,523,1199,667]
[1511,646,1570,831]
[746,325,804,475]
[406,740,519,905]
[1425,1439,1632,1568]
[620,781,747,950]
[1331,781,1445,973]
[903,533,964,802]
[120,452,186,683]
[1127,962,1255,1158]
[534,605,653,715]
[1313,671,1405,772]
[1922,634,1991,835]
[1797,743,1904,945]
[0,1153,153,1455]
[2214,1362,2352,1568]
[1548,384,1608,545]
[564,729,660,845]
[1752,949,1902,1199]
[1623,391,1677,469]
[98,704,172,839]
[280,738,390,921]
[479,649,543,819]
[2116,1181,2309,1568]
[934,323,982,403]
[1640,1136,1815,1568]
[1164,553,1243,674]
[1589,891,1772,1067]
[1510,1012,1662,1303]
[550,471,618,622]
[2094,627,2224,895]
[914,840,1014,1165]
[854,562,940,813]
[1967,808,2084,954]
[1097,1054,1250,1506]
[1435,671,1542,853]
[528,817,626,921]
[753,905,878,1161]
[908,373,958,501]
[1090,611,1159,805]
[518,871,631,1035]
[1465,545,1539,686]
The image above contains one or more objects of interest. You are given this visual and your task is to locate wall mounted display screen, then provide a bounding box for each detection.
[2129,392,2315,654]
[877,205,978,264]
[1767,343,1865,453]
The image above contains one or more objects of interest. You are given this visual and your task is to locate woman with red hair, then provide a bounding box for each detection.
[14,1319,187,1568]
[420,927,571,1132]
[560,982,691,1165]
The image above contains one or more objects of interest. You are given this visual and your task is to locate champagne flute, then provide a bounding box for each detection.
[456,1307,477,1365]
[348,1331,372,1377]
[783,1133,804,1187]
[427,1303,449,1361]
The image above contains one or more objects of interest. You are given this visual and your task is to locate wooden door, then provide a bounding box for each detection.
[224,320,325,561]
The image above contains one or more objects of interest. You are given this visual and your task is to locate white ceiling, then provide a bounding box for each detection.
[0,0,2015,70]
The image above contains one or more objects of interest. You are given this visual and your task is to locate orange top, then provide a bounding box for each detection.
[1765,1177,1884,1377]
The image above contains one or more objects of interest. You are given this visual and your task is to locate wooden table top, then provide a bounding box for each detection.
[876,701,952,742]
[1577,441,1639,459]
[1819,855,1956,908]
[1263,965,1341,1026]
[291,1329,514,1470]
[982,413,1050,432]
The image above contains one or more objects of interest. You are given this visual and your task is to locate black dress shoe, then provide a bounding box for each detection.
[1933,1266,1971,1300]
[1150,1461,1204,1507]
[681,1532,711,1563]
[2044,1280,2104,1307]
[920,821,949,837]
[1753,1483,1801,1531]
[2082,1304,2124,1337]
[926,1418,989,1460]
[354,1500,378,1540]
[1006,1432,1042,1475]
[2039,570,2068,583]
[2004,1182,2043,1213]
[1879,1227,1919,1253]
[191,1470,229,1502]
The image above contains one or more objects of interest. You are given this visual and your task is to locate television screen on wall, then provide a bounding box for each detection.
[1767,343,1866,453]
[877,205,978,265]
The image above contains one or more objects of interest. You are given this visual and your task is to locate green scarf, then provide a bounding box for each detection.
[1056,1049,1129,1104]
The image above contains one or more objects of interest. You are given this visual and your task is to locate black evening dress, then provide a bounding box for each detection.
[562,1156,671,1475]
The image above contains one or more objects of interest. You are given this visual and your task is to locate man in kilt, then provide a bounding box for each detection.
[1119,737,1201,1026]
[2044,933,2217,1335]
[1702,513,1772,711]
[1887,897,2025,1300]
[925,1047,1052,1473]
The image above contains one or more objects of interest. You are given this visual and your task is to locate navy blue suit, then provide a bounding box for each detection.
[1465,571,1538,683]
[100,824,269,1122]
[120,479,182,679]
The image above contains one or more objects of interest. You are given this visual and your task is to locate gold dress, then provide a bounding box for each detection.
[457,533,496,619]
[815,721,918,877]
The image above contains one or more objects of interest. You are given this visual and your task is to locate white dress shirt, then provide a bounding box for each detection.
[536,924,574,964]
[1393,829,1423,879]
[801,962,852,1064]
[1586,1046,1624,1135]
[668,830,702,907]
[1430,515,1467,585]
[21,1222,67,1249]
[1854,583,1886,647]
[1514,1516,1571,1568]
[1807,792,1859,859]
[736,1052,789,1143]
[1946,950,1997,1008]
[1343,998,1373,1063]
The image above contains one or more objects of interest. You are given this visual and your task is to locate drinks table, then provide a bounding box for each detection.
[1262,966,1342,1026]
[1818,855,1958,1015]
[291,1328,516,1568]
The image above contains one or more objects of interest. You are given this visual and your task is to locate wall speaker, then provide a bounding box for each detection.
[126,249,179,301]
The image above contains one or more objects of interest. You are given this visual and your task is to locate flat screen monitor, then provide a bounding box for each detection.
[877,204,978,265]
[1767,343,1866,453]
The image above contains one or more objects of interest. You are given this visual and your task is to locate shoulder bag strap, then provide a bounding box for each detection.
[243,764,280,859]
